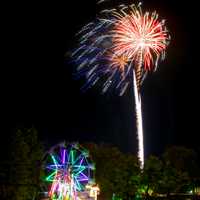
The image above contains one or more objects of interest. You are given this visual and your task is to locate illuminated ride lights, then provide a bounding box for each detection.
[44,142,95,200]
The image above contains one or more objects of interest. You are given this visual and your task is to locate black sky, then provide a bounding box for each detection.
[2,0,200,157]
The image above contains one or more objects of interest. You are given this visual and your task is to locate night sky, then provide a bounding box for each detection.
[2,0,200,158]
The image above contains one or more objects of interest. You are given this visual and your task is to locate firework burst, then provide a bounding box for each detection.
[110,3,170,91]
[72,2,170,168]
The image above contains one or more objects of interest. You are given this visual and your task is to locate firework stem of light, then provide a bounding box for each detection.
[133,68,144,169]
[133,47,145,169]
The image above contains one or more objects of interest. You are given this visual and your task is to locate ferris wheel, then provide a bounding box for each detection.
[43,142,95,200]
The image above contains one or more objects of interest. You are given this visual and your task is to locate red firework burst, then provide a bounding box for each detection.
[110,3,170,88]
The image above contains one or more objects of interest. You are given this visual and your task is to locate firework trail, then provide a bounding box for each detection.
[72,2,170,168]
[133,69,144,167]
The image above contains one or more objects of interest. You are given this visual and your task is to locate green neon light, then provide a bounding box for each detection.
[51,155,58,166]
[73,154,82,165]
[75,177,82,191]
[70,150,74,165]
[74,166,86,176]
[46,170,57,181]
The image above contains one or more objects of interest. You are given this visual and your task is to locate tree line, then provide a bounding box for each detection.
[83,143,200,200]
[0,128,199,200]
